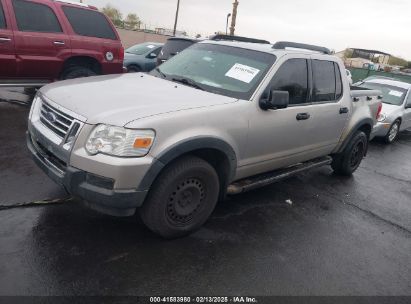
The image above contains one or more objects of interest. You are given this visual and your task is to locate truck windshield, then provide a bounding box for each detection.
[151,43,276,99]
[358,82,407,106]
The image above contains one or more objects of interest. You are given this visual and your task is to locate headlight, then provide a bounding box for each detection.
[377,113,387,122]
[29,94,41,119]
[85,124,155,157]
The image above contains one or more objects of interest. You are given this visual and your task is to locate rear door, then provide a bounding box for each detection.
[10,0,71,79]
[307,57,350,150]
[0,0,16,78]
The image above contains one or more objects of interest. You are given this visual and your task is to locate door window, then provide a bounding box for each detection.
[312,60,342,102]
[269,58,309,105]
[0,1,6,29]
[62,6,117,40]
[12,0,62,33]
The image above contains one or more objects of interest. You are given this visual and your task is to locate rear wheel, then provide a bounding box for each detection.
[61,66,97,80]
[384,120,400,144]
[332,131,368,176]
[139,156,219,238]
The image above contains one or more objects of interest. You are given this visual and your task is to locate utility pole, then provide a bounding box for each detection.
[229,0,239,36]
[173,0,181,36]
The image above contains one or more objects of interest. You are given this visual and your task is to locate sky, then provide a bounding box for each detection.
[81,0,411,60]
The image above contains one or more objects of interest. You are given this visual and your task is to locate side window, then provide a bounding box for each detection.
[62,6,117,40]
[312,60,337,102]
[334,63,343,99]
[270,58,309,105]
[0,1,6,29]
[12,0,62,33]
[153,47,162,56]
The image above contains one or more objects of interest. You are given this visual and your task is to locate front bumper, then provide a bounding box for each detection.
[371,122,391,139]
[27,132,148,216]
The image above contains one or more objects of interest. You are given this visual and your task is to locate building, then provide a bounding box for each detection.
[336,48,392,70]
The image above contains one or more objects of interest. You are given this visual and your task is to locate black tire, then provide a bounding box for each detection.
[61,66,97,80]
[127,65,141,73]
[384,120,400,144]
[332,131,368,176]
[139,156,219,239]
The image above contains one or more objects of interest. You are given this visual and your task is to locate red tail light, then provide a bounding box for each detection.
[119,46,125,62]
[376,102,383,119]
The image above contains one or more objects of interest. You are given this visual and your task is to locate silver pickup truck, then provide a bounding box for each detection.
[27,41,382,238]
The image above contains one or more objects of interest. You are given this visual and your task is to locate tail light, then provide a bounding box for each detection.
[376,102,383,120]
[119,46,125,62]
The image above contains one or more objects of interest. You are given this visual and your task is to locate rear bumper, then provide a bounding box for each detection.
[27,132,147,216]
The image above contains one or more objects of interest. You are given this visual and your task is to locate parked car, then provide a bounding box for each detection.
[27,40,382,238]
[354,77,411,143]
[0,0,124,85]
[346,69,353,85]
[156,37,199,66]
[123,42,163,73]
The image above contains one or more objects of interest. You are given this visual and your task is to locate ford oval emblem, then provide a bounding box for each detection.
[44,111,57,123]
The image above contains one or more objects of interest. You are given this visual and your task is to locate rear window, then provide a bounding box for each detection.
[0,2,6,29]
[312,60,342,102]
[160,40,195,58]
[12,0,62,33]
[62,6,117,40]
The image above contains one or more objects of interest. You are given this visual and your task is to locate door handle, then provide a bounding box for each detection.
[296,113,310,121]
[0,37,12,42]
[339,107,349,114]
[53,41,65,45]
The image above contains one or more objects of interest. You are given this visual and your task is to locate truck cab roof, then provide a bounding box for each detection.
[200,40,337,60]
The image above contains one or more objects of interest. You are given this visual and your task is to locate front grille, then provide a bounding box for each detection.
[32,137,67,172]
[39,101,75,138]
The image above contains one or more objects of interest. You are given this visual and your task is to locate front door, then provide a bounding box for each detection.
[10,0,70,79]
[0,0,16,78]
[243,58,319,176]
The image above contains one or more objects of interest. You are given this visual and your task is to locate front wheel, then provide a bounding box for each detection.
[384,120,400,144]
[139,156,220,239]
[332,131,368,176]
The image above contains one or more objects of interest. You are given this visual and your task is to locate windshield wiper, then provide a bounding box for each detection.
[171,76,205,91]
[154,67,167,79]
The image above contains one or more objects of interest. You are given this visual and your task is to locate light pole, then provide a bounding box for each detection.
[230,0,239,36]
[226,13,231,35]
[173,0,181,36]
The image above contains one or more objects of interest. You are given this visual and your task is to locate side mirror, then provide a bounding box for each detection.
[147,53,158,59]
[259,90,289,110]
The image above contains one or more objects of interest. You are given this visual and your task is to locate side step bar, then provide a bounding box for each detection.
[227,156,332,195]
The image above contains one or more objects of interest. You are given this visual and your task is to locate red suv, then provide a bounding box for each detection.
[0,0,124,84]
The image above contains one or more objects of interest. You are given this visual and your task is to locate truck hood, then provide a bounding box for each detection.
[40,73,237,126]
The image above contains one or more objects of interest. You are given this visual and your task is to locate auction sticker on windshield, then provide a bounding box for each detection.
[388,90,403,97]
[225,63,260,83]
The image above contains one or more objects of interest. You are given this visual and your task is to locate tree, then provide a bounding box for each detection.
[388,56,407,67]
[101,5,123,27]
[124,13,140,30]
[344,48,354,59]
[408,61,411,68]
